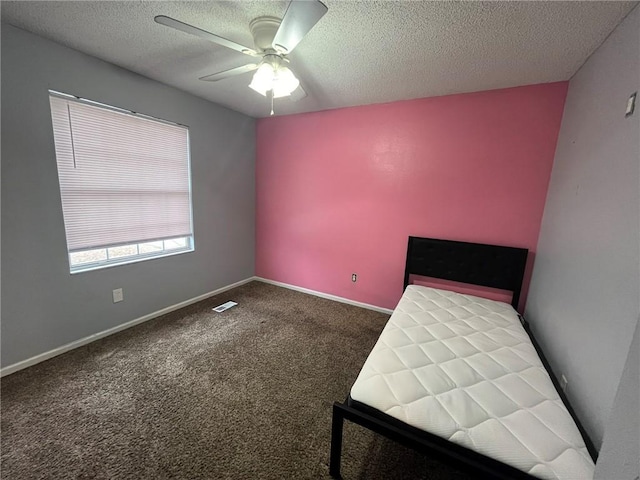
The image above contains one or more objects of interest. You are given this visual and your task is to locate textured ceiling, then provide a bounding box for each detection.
[1,1,637,118]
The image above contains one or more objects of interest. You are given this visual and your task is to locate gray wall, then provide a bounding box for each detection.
[594,317,639,480]
[525,4,639,451]
[1,25,256,367]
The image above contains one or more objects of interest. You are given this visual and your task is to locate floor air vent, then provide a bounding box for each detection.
[213,301,238,313]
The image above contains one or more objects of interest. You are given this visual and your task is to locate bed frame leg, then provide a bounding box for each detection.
[330,402,345,478]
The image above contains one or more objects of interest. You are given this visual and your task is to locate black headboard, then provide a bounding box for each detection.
[403,237,528,310]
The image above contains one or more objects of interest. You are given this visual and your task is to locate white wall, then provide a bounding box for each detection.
[1,25,256,368]
[594,317,639,479]
[525,4,639,452]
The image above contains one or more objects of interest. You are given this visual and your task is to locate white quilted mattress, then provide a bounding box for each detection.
[350,285,594,480]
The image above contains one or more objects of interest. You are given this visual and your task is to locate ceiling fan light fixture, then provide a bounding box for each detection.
[248,62,275,96]
[272,66,300,98]
[249,60,300,98]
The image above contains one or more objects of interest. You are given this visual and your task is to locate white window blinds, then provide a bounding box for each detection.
[49,93,193,252]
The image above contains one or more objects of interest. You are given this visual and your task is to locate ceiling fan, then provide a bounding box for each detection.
[155,0,328,115]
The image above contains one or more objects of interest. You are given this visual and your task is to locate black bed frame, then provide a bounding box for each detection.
[329,236,597,479]
[403,236,528,311]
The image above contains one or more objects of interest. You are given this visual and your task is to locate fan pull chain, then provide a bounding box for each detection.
[269,89,274,116]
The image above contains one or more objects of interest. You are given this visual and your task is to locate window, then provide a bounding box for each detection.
[49,91,194,273]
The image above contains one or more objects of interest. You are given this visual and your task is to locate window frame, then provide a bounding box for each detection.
[49,90,195,274]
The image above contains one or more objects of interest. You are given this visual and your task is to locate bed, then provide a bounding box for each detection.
[330,236,596,480]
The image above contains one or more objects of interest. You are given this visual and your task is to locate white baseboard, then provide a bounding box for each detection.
[0,277,255,377]
[254,277,394,315]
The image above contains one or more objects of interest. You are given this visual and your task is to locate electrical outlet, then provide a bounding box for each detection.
[560,374,568,393]
[352,273,357,282]
[112,288,124,303]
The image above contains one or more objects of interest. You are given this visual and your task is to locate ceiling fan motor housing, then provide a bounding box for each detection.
[249,16,281,53]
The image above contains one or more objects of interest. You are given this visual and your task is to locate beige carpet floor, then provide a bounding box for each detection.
[1,281,473,479]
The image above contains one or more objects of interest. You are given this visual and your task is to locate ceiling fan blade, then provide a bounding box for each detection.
[154,15,258,57]
[272,0,328,54]
[199,64,259,82]
[290,82,308,102]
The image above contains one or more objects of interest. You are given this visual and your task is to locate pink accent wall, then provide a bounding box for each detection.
[256,83,568,311]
